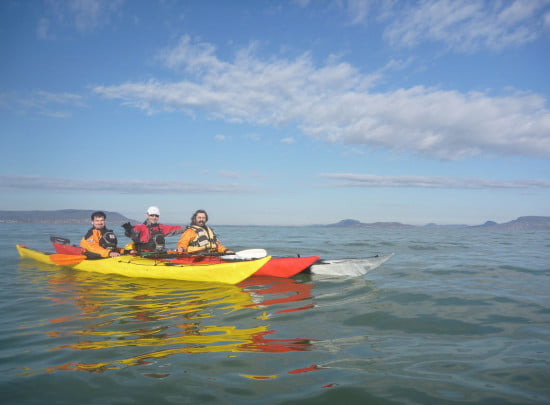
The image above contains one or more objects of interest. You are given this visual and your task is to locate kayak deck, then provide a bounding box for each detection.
[16,244,270,284]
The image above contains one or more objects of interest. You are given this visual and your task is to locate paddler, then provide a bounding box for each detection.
[81,211,126,258]
[122,206,183,253]
[176,209,234,254]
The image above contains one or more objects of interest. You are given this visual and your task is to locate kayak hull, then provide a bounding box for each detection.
[309,253,395,276]
[255,256,320,277]
[167,255,321,278]
[16,244,270,284]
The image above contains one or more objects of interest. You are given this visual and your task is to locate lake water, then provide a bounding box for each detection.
[1,224,549,404]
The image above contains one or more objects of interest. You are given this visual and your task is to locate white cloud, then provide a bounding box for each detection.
[281,137,295,144]
[93,36,550,160]
[382,0,550,52]
[320,173,550,189]
[0,175,257,194]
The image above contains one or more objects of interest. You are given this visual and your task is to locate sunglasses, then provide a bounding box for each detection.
[149,214,159,217]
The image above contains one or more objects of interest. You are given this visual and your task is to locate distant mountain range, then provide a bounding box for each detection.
[321,216,550,230]
[0,210,549,230]
[0,209,136,225]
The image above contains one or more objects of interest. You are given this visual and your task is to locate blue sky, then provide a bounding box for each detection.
[1,0,549,226]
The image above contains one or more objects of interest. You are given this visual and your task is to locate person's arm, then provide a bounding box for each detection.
[160,224,184,237]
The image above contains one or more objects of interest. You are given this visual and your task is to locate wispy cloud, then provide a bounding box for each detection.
[2,173,545,194]
[93,35,550,160]
[37,17,55,40]
[347,0,550,52]
[219,170,241,179]
[320,173,550,189]
[39,0,124,38]
[0,175,257,194]
[2,90,86,118]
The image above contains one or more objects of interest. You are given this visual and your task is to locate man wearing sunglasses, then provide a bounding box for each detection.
[122,206,183,253]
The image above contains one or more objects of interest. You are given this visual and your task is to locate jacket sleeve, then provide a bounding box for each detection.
[80,230,111,258]
[160,224,183,237]
[215,240,228,253]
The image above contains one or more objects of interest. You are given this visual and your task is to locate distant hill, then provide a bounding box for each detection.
[1,211,549,229]
[471,216,550,230]
[322,216,550,230]
[324,219,416,229]
[0,209,136,225]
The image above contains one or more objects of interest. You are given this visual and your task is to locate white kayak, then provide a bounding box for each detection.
[309,253,394,276]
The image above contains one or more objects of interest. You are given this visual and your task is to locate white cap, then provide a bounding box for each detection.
[147,206,160,216]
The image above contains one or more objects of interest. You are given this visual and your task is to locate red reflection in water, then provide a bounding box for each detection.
[239,276,315,314]
[288,364,319,374]
[240,330,312,353]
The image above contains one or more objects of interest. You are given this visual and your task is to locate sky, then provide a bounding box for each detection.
[1,0,549,226]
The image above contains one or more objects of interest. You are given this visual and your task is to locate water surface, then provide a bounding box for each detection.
[1,224,549,404]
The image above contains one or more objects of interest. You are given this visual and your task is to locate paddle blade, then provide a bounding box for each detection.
[50,236,71,245]
[50,254,87,265]
[222,249,267,260]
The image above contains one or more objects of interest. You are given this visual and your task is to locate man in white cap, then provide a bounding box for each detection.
[122,206,183,252]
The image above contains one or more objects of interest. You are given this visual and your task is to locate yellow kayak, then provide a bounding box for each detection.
[16,244,270,285]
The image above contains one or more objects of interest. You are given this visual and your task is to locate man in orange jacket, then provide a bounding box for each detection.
[176,209,234,254]
[80,211,125,258]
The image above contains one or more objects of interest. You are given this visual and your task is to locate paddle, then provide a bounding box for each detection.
[50,235,71,245]
[50,254,88,265]
[221,249,267,260]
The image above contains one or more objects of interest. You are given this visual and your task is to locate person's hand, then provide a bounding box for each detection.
[109,251,121,257]
[122,222,133,237]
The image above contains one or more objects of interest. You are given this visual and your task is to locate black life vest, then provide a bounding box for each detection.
[100,230,118,250]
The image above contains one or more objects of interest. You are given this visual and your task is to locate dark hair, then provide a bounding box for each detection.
[91,211,106,220]
[191,209,208,224]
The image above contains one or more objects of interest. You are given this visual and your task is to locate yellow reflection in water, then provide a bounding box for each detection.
[19,262,314,374]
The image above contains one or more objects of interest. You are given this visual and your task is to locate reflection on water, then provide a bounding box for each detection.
[19,262,314,374]
[239,275,315,315]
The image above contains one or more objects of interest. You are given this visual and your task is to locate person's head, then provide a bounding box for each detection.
[191,210,208,226]
[146,206,160,224]
[90,211,107,229]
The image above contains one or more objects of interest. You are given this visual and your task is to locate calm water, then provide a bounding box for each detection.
[1,224,549,404]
